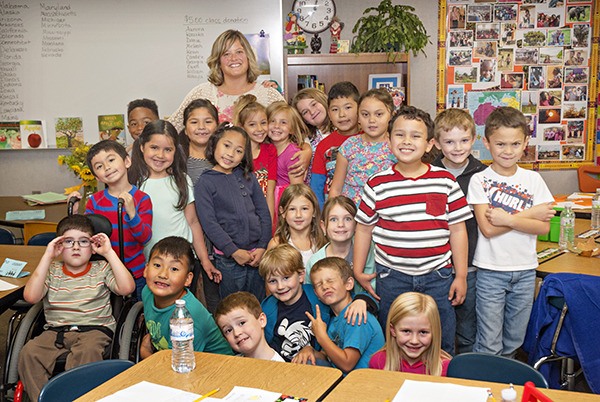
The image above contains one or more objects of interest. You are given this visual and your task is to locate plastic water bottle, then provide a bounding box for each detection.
[592,188,600,230]
[501,384,517,402]
[558,202,575,251]
[170,299,196,373]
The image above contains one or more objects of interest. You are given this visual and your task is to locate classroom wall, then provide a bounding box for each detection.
[0,0,580,196]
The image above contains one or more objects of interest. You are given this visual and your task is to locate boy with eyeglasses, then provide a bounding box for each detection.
[18,215,135,401]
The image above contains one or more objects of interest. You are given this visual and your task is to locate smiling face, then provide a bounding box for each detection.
[212,130,246,174]
[90,149,131,187]
[434,127,475,170]
[60,229,94,273]
[328,97,359,136]
[296,98,327,130]
[143,251,192,309]
[217,307,267,357]
[322,204,356,245]
[268,110,292,146]
[265,271,304,305]
[140,134,175,178]
[242,110,269,145]
[358,97,391,141]
[219,39,249,81]
[390,314,433,365]
[185,107,218,150]
[484,126,528,176]
[282,195,314,234]
[127,107,158,141]
[389,117,433,171]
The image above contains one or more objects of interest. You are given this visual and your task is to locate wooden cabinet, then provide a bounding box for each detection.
[283,52,410,103]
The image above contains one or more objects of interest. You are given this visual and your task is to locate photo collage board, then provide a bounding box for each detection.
[441,0,597,167]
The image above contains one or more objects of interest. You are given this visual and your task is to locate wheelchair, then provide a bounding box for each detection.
[1,296,146,402]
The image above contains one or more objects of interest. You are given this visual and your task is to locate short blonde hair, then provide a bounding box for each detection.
[207,30,261,86]
[310,257,352,283]
[259,244,304,279]
[434,108,476,140]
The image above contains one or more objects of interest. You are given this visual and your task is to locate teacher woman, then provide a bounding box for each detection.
[169,29,285,130]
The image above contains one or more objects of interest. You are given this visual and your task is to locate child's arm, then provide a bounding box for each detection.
[473,203,552,238]
[266,180,276,223]
[139,333,154,360]
[448,221,468,306]
[23,236,63,304]
[67,191,82,214]
[184,202,222,283]
[353,223,379,300]
[288,142,312,178]
[306,305,361,373]
[92,233,135,296]
[328,152,348,199]
[310,174,327,209]
[291,345,327,365]
[120,191,153,245]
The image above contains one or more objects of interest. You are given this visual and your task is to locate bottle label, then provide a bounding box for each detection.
[170,323,194,341]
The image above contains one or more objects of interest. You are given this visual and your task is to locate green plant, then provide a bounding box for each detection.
[351,0,430,59]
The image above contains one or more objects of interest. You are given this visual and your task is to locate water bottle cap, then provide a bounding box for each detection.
[501,387,517,400]
[175,299,185,307]
[564,202,573,208]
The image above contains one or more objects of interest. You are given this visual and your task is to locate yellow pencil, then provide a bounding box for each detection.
[193,388,220,401]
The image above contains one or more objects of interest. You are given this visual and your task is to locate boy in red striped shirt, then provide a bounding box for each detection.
[353,106,471,355]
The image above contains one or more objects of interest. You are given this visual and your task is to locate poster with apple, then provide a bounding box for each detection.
[0,121,22,149]
[20,120,47,149]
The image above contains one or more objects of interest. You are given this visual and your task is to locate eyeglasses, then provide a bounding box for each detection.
[62,239,92,248]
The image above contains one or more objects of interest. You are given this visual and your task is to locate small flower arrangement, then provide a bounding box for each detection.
[58,142,97,195]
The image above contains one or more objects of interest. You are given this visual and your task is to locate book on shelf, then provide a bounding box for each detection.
[297,75,319,91]
[0,121,21,149]
[20,120,47,149]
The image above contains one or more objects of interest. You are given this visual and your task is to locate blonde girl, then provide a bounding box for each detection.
[195,123,272,302]
[234,94,276,221]
[268,184,326,265]
[305,196,376,294]
[369,292,452,376]
[129,120,218,303]
[329,88,396,207]
[180,98,219,185]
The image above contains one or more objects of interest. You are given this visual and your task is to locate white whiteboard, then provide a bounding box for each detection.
[0,0,283,146]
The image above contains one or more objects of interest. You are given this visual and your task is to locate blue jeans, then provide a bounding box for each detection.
[455,270,477,354]
[214,254,265,302]
[134,276,146,302]
[376,263,456,355]
[474,268,535,357]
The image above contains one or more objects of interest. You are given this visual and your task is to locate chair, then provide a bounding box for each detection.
[0,227,17,244]
[23,222,58,245]
[37,359,134,402]
[26,232,56,246]
[446,352,549,388]
[577,165,600,193]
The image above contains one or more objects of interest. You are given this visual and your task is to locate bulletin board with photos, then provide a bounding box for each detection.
[438,0,598,169]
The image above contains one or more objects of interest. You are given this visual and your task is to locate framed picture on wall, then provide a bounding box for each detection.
[368,74,403,90]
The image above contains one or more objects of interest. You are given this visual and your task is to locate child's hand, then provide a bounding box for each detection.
[305,304,328,340]
[202,260,222,283]
[232,249,252,266]
[90,233,113,256]
[448,276,467,306]
[46,236,65,259]
[139,333,154,360]
[248,248,265,267]
[485,206,512,227]
[354,271,379,301]
[288,146,311,178]
[344,299,367,326]
[523,203,555,222]
[292,345,317,365]
[67,191,82,214]
[118,192,136,220]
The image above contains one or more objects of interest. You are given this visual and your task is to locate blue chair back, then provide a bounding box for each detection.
[447,352,549,388]
[38,359,134,402]
[27,232,56,246]
[0,228,17,244]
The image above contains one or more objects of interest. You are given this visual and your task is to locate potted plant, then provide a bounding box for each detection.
[350,0,430,60]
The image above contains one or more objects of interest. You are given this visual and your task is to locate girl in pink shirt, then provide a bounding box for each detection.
[369,292,451,376]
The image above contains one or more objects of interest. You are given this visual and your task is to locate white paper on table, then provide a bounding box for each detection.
[555,201,589,210]
[0,279,18,291]
[393,380,489,402]
[97,381,203,402]
[221,386,281,401]
[567,192,595,200]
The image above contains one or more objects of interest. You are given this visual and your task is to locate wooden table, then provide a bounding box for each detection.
[0,196,67,228]
[537,218,599,277]
[323,368,600,402]
[75,350,343,401]
[0,244,44,313]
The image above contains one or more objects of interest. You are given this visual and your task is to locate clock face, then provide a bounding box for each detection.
[293,0,336,34]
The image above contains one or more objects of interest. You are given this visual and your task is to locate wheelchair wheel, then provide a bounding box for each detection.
[117,301,146,363]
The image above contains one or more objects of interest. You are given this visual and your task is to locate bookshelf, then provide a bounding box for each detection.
[283,53,410,103]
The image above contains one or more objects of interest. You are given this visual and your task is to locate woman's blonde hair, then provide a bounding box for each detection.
[274,184,326,249]
[291,88,332,138]
[382,292,450,375]
[207,30,261,86]
[266,101,308,147]
[233,94,267,127]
